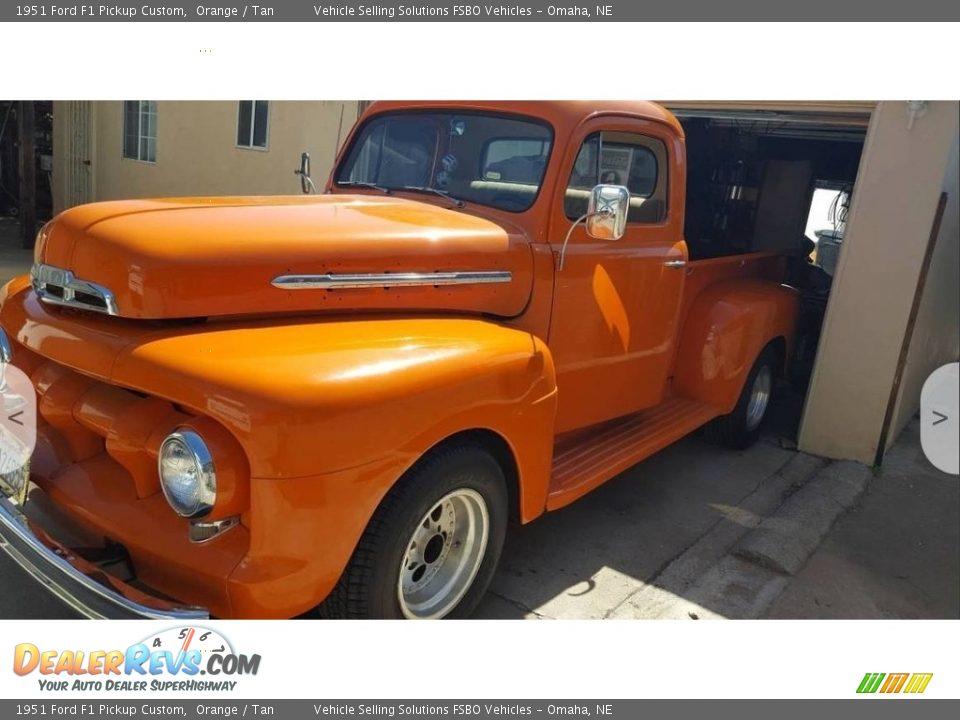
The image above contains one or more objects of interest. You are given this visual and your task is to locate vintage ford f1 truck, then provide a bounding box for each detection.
[0,101,798,619]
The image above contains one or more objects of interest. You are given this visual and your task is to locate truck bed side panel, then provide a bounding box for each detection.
[672,254,798,413]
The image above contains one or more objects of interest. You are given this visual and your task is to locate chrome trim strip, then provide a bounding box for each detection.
[30,263,119,316]
[189,516,240,544]
[0,495,209,620]
[271,271,513,290]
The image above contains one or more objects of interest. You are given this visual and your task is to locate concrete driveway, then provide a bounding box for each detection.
[0,219,33,285]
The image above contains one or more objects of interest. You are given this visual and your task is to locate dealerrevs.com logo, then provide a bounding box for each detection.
[13,626,261,693]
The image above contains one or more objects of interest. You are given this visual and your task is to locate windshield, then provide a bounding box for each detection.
[335,111,554,213]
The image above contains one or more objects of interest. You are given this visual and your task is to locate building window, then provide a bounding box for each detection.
[122,101,157,162]
[237,101,269,149]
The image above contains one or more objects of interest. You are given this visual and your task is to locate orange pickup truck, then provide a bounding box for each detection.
[0,101,798,619]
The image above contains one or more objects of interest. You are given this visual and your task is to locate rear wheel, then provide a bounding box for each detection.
[708,347,777,450]
[317,443,508,619]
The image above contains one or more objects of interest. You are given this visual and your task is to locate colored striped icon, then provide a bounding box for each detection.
[857,672,933,694]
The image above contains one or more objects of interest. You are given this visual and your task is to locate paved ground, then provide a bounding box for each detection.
[766,420,959,619]
[0,217,33,284]
[1,216,956,620]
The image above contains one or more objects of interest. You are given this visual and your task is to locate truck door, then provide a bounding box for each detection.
[547,123,688,434]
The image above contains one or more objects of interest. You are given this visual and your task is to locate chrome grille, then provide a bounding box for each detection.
[30,263,118,316]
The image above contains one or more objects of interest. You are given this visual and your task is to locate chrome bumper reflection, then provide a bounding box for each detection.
[0,494,208,620]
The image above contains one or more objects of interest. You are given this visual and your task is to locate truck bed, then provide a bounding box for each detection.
[680,250,788,320]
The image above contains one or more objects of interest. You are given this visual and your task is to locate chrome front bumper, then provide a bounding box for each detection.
[0,494,209,620]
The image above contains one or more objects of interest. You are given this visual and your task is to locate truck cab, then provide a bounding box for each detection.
[0,101,798,619]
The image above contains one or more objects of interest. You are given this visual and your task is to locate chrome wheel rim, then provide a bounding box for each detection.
[745,365,772,432]
[397,488,489,619]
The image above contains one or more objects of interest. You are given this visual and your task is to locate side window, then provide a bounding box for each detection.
[564,131,667,224]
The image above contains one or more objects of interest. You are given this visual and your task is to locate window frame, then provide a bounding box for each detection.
[236,100,271,151]
[121,100,157,164]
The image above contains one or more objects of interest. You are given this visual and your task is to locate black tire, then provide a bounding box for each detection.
[707,346,778,450]
[316,443,508,619]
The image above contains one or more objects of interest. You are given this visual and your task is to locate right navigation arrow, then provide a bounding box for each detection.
[932,410,948,426]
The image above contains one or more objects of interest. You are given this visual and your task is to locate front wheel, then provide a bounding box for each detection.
[317,444,508,619]
[707,347,777,450]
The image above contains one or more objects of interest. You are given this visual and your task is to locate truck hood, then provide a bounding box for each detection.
[35,195,534,320]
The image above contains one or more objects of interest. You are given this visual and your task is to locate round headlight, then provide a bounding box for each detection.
[158,430,216,518]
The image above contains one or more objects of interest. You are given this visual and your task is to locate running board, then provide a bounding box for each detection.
[547,398,720,510]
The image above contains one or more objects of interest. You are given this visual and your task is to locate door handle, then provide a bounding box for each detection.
[663,259,687,268]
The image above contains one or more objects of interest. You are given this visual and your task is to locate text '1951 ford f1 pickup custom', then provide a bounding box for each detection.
[0,101,798,619]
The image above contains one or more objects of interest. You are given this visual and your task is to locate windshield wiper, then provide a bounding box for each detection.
[339,180,391,194]
[399,186,465,209]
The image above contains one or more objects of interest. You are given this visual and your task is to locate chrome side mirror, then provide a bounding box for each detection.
[586,184,630,241]
[557,184,631,270]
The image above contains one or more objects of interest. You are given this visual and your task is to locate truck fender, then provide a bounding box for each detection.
[672,279,799,414]
[107,317,560,615]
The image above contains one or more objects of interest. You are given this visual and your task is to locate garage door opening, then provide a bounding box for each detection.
[672,107,871,443]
